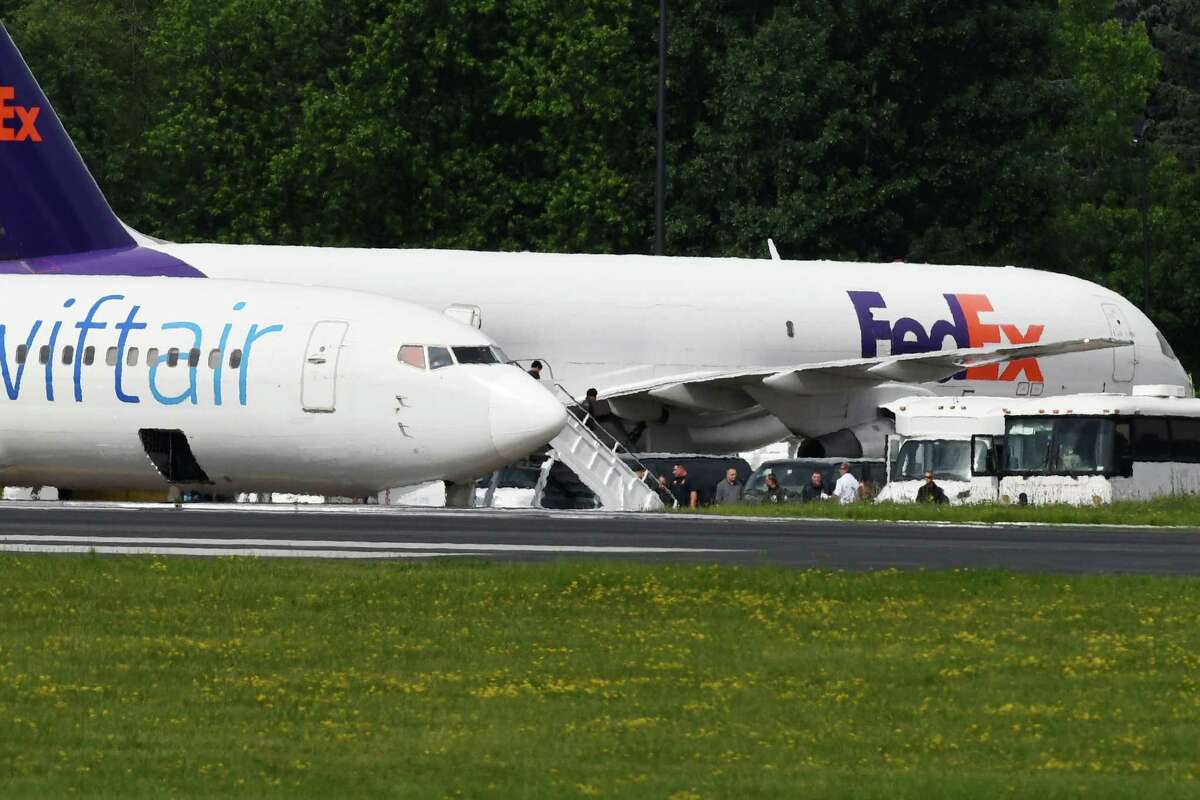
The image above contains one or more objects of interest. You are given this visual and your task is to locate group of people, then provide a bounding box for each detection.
[653,462,953,509]
[699,463,864,507]
[750,463,864,506]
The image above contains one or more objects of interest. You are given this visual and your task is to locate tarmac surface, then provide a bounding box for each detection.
[1,502,1200,574]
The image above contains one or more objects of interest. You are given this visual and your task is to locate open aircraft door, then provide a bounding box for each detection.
[302,321,349,412]
[1101,304,1135,383]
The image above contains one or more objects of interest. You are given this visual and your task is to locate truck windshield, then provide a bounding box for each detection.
[1005,416,1117,475]
[894,439,971,482]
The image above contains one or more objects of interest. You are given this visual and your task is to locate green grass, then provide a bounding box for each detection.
[1,560,1199,798]
[692,495,1200,527]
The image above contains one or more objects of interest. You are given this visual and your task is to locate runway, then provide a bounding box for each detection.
[1,503,1200,574]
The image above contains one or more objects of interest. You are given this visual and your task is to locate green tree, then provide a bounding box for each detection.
[1111,0,1200,371]
[671,0,1061,265]
[1117,0,1200,166]
[1040,0,1200,368]
[143,0,658,252]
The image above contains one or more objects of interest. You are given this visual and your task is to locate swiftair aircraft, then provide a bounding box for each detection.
[3,26,1187,460]
[0,30,564,497]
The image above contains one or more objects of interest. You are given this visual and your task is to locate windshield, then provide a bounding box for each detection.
[746,464,815,493]
[452,346,500,365]
[1005,416,1117,474]
[428,346,454,370]
[894,439,971,482]
[1158,331,1177,361]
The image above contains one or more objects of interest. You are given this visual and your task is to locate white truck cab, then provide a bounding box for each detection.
[877,396,1008,505]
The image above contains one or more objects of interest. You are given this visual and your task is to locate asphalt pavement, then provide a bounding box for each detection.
[0,502,1199,574]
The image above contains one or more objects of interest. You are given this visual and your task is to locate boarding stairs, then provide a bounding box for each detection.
[536,389,666,511]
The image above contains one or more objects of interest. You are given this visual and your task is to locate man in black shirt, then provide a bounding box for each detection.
[799,471,830,502]
[583,388,614,427]
[763,473,789,504]
[669,464,698,509]
[915,471,949,504]
[527,360,543,380]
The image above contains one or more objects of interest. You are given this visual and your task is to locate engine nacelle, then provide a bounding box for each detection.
[803,417,896,459]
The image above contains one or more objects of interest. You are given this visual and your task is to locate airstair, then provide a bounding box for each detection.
[480,383,667,511]
[541,396,666,511]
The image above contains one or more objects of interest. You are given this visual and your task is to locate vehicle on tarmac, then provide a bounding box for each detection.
[877,396,1009,505]
[995,388,1200,505]
[878,387,1200,505]
[743,458,886,504]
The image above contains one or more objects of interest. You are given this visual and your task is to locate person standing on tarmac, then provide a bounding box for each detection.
[799,471,830,502]
[834,462,860,505]
[763,473,789,504]
[713,467,743,506]
[916,471,949,504]
[669,464,699,509]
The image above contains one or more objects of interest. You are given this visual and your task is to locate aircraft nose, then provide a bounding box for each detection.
[488,369,568,462]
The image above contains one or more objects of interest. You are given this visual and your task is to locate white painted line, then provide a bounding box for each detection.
[688,513,1200,531]
[0,534,743,554]
[0,544,471,559]
[0,501,636,522]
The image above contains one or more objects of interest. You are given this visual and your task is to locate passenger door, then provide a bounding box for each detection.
[1101,303,1135,383]
[302,321,349,413]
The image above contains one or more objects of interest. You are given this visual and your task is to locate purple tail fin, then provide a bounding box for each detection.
[0,24,134,260]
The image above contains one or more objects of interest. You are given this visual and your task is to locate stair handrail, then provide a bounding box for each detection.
[550,383,676,508]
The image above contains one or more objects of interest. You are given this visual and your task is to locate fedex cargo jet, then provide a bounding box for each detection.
[0,27,565,496]
[2,26,1188,459]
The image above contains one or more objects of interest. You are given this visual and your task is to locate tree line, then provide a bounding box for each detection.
[3,0,1199,372]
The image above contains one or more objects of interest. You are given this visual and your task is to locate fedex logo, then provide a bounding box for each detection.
[0,86,41,142]
[848,290,1045,382]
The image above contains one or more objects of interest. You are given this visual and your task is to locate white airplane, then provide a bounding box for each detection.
[2,26,1189,461]
[153,247,1187,458]
[0,34,565,498]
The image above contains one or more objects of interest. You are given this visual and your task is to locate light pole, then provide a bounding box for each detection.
[1132,115,1151,314]
[655,0,667,256]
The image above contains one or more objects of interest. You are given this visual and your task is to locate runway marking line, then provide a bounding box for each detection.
[0,544,472,559]
[0,535,746,554]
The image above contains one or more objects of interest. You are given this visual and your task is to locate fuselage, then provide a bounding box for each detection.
[148,243,1191,452]
[0,275,565,494]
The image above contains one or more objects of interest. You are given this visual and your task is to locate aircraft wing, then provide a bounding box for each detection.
[603,337,1131,414]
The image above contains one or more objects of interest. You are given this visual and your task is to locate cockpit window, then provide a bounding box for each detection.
[1158,331,1178,361]
[398,345,426,369]
[428,346,454,370]
[452,346,499,365]
[492,346,510,364]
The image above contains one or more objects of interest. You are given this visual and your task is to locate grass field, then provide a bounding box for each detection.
[693,495,1200,527]
[1,557,1199,798]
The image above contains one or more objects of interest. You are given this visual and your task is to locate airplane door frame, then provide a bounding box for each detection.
[1101,303,1135,383]
[302,321,349,413]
